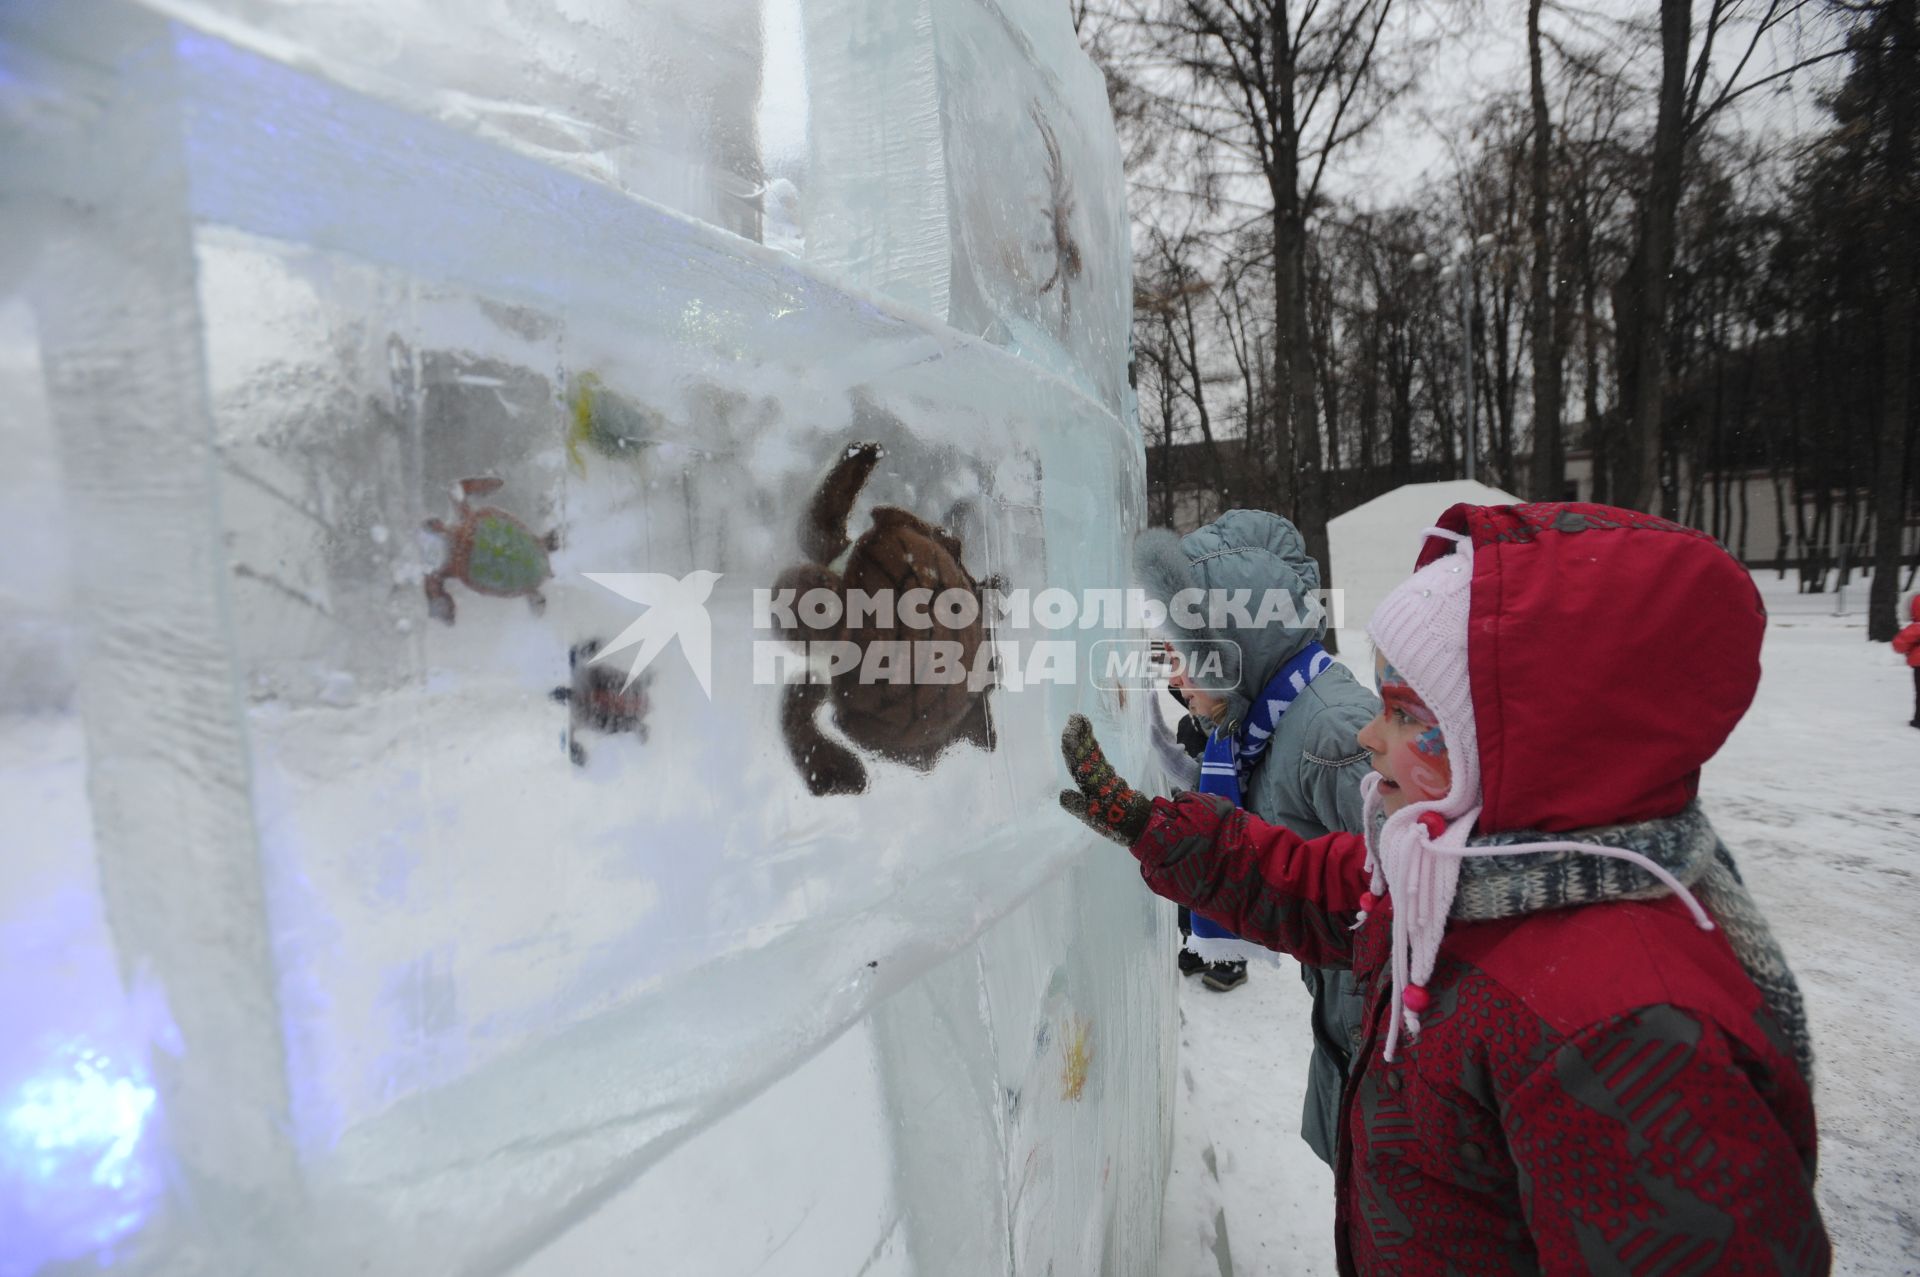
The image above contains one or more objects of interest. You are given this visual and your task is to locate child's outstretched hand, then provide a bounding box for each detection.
[1059,714,1153,845]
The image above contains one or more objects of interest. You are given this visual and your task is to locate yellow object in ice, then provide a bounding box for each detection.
[1060,1015,1093,1102]
[565,371,668,473]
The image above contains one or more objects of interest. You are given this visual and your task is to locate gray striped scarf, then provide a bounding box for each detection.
[1450,801,1814,1084]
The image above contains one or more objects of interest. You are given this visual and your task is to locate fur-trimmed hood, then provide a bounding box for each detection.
[1134,510,1327,725]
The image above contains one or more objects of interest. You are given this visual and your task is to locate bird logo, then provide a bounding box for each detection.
[582,571,723,698]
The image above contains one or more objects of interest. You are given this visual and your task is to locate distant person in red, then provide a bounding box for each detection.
[1894,594,1920,729]
[1059,503,1828,1276]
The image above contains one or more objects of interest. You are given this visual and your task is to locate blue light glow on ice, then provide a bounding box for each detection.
[1,1042,161,1273]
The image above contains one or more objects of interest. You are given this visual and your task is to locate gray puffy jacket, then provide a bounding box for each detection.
[1135,510,1377,1167]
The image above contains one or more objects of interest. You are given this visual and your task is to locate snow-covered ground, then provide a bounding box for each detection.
[1157,957,1338,1275]
[1158,569,1920,1276]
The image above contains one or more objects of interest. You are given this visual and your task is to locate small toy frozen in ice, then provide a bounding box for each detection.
[775,442,998,795]
[551,638,652,765]
[1032,102,1084,325]
[421,477,559,623]
[564,371,670,470]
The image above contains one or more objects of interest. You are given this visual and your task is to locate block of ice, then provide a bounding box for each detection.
[143,0,767,237]
[800,0,951,315]
[932,0,1134,416]
[0,0,1165,1271]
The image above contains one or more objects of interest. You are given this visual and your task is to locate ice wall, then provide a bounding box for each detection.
[0,0,1168,1273]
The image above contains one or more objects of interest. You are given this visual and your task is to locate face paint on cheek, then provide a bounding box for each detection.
[1414,724,1446,757]
[1388,735,1452,803]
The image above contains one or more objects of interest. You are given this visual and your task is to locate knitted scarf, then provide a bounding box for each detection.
[1186,642,1335,964]
[1451,801,1815,1084]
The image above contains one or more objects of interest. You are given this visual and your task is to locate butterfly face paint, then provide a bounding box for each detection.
[1357,656,1453,813]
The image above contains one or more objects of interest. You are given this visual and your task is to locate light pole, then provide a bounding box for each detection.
[1412,234,1497,484]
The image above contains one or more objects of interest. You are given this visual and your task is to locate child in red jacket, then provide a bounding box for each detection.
[1060,503,1828,1277]
[1894,593,1920,728]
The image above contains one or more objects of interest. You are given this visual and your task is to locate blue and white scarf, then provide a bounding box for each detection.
[1185,642,1335,964]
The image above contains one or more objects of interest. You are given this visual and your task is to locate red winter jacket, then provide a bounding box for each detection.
[1893,595,1920,668]
[1130,504,1828,1276]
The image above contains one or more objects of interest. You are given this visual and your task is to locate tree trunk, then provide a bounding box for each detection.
[1804,489,1828,592]
[1870,0,1916,642]
[1771,469,1789,576]
[1282,234,1325,550]
[1612,0,1690,513]
[1176,285,1233,513]
[1389,346,1414,483]
[1272,1,1328,568]
[1710,304,1729,543]
[1737,467,1750,562]
[1314,261,1345,501]
[1527,0,1564,501]
[1838,491,1857,589]
[1154,348,1177,526]
[1583,248,1607,505]
[1360,311,1383,474]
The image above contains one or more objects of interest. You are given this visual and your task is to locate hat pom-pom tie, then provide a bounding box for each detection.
[1352,888,1384,931]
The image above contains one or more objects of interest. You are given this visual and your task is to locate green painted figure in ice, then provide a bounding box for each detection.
[422,477,559,623]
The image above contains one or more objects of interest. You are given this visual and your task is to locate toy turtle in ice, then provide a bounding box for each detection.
[775,442,998,796]
[422,477,560,624]
[551,638,651,765]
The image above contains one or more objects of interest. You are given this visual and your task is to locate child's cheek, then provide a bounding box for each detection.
[1391,734,1451,803]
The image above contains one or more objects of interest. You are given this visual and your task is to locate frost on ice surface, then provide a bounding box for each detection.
[1,0,1166,1272]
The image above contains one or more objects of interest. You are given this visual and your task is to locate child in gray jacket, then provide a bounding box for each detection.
[1135,510,1377,1167]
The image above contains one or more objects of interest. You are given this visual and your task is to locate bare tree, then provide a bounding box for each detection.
[1610,0,1855,513]
[1136,229,1234,524]
[1609,0,1692,514]
[1862,0,1917,641]
[1108,0,1414,562]
[1527,0,1567,501]
[1082,0,1880,579]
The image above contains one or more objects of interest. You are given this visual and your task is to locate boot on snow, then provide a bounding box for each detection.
[1201,960,1248,992]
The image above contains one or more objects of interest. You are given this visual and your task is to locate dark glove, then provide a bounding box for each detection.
[1059,713,1153,845]
[1175,713,1210,759]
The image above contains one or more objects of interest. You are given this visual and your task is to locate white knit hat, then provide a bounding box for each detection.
[1367,530,1480,828]
[1361,529,1482,1060]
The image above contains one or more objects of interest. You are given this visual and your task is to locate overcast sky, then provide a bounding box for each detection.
[1326,0,1850,210]
[752,1,1855,227]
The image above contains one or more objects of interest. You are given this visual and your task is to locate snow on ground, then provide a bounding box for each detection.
[1157,569,1920,1276]
[1157,959,1338,1276]
[1712,573,1920,1274]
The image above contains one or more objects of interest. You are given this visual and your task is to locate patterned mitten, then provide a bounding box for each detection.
[1059,714,1153,845]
